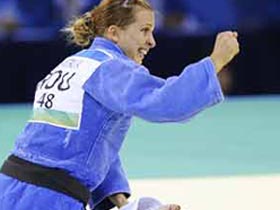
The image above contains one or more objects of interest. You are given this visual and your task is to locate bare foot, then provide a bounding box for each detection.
[157,204,181,210]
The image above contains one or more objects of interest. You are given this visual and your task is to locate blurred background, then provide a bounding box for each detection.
[0,0,279,102]
[0,1,280,209]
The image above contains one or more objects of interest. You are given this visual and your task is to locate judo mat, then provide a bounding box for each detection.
[1,96,280,210]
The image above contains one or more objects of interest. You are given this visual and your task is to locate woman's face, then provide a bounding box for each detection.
[116,8,156,64]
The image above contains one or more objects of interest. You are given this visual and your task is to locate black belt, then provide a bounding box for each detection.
[0,155,91,209]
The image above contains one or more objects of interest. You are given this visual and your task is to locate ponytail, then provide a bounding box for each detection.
[63,12,97,47]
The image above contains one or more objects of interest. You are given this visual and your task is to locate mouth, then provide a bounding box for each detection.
[138,48,148,60]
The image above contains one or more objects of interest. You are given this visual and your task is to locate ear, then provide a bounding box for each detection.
[105,25,120,43]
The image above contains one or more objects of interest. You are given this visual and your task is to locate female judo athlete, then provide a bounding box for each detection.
[0,0,240,209]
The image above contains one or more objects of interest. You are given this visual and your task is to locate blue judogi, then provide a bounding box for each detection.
[0,37,224,210]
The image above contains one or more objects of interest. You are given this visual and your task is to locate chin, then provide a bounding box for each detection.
[134,59,142,64]
[137,58,143,64]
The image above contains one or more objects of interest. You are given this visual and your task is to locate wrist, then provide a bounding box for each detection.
[210,54,223,73]
[109,194,129,209]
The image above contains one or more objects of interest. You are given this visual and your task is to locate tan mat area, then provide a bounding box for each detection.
[126,175,280,210]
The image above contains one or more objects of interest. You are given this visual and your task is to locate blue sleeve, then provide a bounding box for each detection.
[91,157,131,210]
[84,57,224,122]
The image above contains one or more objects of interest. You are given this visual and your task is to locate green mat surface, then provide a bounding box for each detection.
[1,96,280,179]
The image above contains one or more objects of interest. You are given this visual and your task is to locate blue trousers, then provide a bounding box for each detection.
[0,174,83,210]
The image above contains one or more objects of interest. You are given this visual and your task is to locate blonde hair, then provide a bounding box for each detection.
[63,0,153,47]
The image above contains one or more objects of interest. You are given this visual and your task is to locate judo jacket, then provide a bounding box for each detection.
[1,37,224,210]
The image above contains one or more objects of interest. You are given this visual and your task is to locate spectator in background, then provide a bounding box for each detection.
[162,0,201,35]
[3,0,62,41]
[157,0,237,94]
[16,0,61,28]
[155,0,202,35]
[54,0,101,22]
[2,0,101,41]
[0,0,19,40]
[217,67,234,94]
[15,0,101,28]
[156,0,237,35]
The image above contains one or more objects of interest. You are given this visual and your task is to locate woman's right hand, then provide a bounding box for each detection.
[210,31,240,73]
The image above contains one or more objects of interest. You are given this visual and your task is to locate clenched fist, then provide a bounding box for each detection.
[210,31,240,73]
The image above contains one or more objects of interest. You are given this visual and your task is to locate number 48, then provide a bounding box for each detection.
[37,93,55,109]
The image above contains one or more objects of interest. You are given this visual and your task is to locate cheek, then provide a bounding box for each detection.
[121,44,137,59]
[127,40,139,54]
[119,34,140,58]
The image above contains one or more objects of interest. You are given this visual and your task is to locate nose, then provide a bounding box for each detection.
[147,33,156,49]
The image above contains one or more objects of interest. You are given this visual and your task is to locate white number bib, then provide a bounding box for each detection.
[30,56,102,129]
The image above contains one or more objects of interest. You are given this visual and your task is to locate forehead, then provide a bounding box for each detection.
[133,8,155,27]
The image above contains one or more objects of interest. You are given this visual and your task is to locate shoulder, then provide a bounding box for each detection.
[99,57,150,75]
[74,49,114,63]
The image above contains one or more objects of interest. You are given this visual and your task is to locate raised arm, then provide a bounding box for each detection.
[84,31,239,122]
[84,57,223,122]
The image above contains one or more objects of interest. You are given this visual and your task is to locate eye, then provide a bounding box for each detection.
[140,27,150,33]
